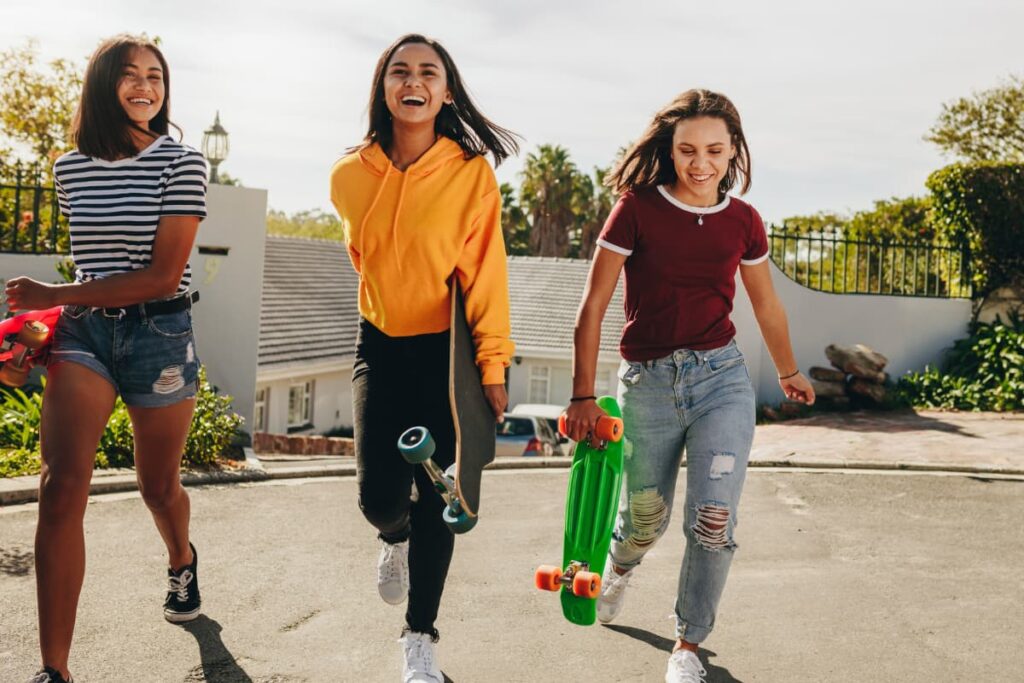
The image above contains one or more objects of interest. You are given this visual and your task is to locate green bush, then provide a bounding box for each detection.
[1,366,244,477]
[897,312,1024,410]
[926,162,1024,297]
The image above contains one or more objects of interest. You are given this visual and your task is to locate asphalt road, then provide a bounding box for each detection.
[2,469,1023,682]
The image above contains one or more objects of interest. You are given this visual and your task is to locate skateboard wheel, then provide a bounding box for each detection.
[442,503,477,534]
[595,416,624,443]
[0,362,29,387]
[397,427,435,464]
[572,571,601,599]
[17,320,49,349]
[534,565,562,592]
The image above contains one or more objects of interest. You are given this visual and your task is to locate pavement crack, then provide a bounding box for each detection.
[280,608,321,633]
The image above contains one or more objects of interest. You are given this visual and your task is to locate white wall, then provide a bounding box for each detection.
[257,362,353,434]
[507,352,621,409]
[733,261,974,404]
[0,184,267,431]
[190,184,267,431]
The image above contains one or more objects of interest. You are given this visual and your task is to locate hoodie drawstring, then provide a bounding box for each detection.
[391,173,410,275]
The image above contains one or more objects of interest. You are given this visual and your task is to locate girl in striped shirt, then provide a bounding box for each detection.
[5,34,207,683]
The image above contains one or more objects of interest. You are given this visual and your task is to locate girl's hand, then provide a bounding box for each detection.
[483,383,508,422]
[4,277,60,312]
[561,399,607,445]
[780,372,816,405]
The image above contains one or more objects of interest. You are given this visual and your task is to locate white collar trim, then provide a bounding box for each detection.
[657,185,731,215]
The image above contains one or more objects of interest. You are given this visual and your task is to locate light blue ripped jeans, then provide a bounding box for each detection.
[611,339,756,644]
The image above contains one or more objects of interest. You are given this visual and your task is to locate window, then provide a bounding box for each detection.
[254,386,269,432]
[288,380,314,428]
[528,366,550,404]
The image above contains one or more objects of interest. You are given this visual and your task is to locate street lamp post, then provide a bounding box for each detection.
[201,111,229,183]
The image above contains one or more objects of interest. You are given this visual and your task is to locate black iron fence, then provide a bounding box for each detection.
[0,164,69,254]
[768,227,972,299]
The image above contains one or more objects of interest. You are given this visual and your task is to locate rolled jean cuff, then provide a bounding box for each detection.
[676,617,712,644]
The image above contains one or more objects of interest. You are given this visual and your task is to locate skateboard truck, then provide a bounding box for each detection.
[0,319,51,387]
[534,560,601,598]
[397,426,478,534]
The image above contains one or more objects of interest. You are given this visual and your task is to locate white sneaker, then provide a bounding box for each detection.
[596,562,634,624]
[665,649,706,683]
[399,631,442,683]
[377,540,409,605]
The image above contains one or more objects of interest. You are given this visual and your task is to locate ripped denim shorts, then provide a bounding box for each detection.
[49,303,200,408]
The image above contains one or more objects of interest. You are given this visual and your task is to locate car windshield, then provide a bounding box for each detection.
[497,417,534,437]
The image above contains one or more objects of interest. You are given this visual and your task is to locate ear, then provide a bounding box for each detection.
[443,89,453,105]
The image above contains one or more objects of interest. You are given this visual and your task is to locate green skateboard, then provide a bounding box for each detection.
[535,396,625,626]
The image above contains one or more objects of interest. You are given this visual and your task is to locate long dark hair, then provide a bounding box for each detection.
[355,34,519,166]
[73,34,180,161]
[607,89,751,197]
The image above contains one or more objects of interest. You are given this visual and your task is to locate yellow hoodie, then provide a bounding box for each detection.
[329,137,513,385]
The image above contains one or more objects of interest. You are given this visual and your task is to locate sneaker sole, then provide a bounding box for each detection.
[164,606,201,623]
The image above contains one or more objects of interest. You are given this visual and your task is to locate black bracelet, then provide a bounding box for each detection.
[570,395,597,402]
[778,369,800,381]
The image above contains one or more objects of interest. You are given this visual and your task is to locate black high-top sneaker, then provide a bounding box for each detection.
[164,542,201,623]
[26,666,73,682]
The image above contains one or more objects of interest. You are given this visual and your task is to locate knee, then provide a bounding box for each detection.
[37,466,90,522]
[138,479,184,513]
[620,487,670,553]
[688,501,734,552]
[359,491,409,535]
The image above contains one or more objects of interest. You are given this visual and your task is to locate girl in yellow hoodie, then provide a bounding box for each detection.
[329,33,517,682]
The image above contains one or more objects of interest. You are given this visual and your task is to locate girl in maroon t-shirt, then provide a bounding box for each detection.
[563,89,815,682]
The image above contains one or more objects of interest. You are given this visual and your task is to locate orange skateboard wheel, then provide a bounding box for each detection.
[594,416,623,443]
[572,571,601,599]
[0,362,30,387]
[557,413,569,438]
[17,320,49,349]
[535,565,562,592]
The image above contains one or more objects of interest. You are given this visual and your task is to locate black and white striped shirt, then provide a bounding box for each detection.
[54,135,208,296]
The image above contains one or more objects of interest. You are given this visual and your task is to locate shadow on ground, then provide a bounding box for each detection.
[603,624,743,682]
[0,546,33,577]
[181,616,254,682]
[770,410,978,437]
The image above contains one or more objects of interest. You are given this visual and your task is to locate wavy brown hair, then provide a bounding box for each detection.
[607,89,751,197]
[354,33,519,166]
[73,34,180,161]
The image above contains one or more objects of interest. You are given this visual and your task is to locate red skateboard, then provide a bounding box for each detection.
[0,307,62,387]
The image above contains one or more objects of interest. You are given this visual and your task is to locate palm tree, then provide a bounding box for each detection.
[519,145,580,257]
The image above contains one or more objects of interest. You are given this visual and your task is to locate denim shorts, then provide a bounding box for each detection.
[49,303,200,408]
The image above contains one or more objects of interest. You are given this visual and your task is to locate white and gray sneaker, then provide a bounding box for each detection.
[377,540,410,605]
[596,562,635,623]
[665,649,707,683]
[399,631,442,683]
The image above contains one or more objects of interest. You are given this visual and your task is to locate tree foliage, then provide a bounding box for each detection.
[266,208,343,241]
[0,40,82,166]
[925,75,1024,163]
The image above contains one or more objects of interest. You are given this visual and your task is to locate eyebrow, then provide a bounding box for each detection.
[388,60,440,69]
[123,63,163,73]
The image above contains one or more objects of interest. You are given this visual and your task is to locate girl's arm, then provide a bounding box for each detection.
[563,247,627,442]
[4,215,201,310]
[739,261,815,404]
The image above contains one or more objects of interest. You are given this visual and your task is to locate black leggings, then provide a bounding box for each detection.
[352,318,456,636]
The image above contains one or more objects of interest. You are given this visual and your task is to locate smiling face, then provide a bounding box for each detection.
[669,116,736,205]
[117,47,165,131]
[382,42,452,127]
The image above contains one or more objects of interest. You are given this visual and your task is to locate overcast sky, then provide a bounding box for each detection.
[2,0,1022,223]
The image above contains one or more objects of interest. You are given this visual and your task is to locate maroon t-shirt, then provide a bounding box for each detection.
[597,186,769,361]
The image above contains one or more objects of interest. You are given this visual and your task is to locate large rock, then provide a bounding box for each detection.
[810,366,847,382]
[849,378,888,403]
[825,344,888,383]
[810,378,847,399]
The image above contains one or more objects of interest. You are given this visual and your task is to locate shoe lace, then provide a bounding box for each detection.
[167,569,194,602]
[379,543,407,583]
[28,672,53,683]
[669,651,707,683]
[402,634,440,681]
[603,567,632,601]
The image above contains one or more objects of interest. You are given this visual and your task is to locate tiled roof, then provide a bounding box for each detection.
[258,236,360,367]
[258,238,626,368]
[507,256,625,355]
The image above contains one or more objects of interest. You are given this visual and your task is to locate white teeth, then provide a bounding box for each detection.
[401,95,426,105]
[129,98,152,105]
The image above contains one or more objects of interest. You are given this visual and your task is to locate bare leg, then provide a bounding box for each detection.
[129,399,196,570]
[35,362,117,679]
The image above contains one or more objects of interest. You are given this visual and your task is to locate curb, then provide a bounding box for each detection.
[2,456,1022,507]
